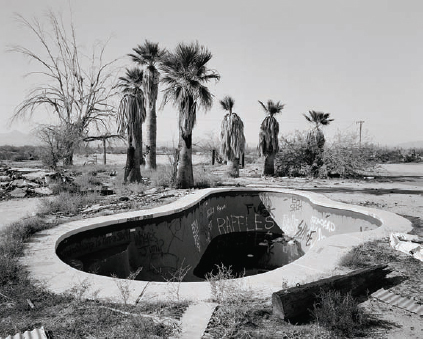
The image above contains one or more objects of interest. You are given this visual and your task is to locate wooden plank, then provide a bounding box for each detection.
[272,264,391,321]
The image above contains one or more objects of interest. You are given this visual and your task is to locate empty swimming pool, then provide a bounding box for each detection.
[56,189,380,282]
[22,187,411,303]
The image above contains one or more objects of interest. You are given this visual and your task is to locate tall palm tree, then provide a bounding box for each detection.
[129,40,165,170]
[117,67,146,183]
[303,110,334,176]
[220,96,245,177]
[160,42,220,188]
[258,100,285,175]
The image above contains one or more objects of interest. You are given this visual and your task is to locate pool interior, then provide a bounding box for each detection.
[56,190,380,282]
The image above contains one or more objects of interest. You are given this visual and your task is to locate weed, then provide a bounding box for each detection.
[311,290,369,338]
[0,217,51,284]
[163,259,191,302]
[205,264,252,304]
[66,278,92,302]
[113,267,143,305]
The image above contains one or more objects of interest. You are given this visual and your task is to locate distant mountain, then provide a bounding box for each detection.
[397,140,423,149]
[0,130,39,146]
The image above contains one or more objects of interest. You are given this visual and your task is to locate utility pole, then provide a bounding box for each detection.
[356,120,365,147]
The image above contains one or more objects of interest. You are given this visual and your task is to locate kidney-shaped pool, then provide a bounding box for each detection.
[56,189,381,282]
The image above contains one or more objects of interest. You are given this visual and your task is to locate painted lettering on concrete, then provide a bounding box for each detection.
[191,219,201,252]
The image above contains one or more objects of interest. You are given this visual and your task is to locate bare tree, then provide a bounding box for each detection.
[10,11,119,165]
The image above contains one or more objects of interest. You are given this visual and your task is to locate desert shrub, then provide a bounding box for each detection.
[311,290,369,337]
[276,130,378,178]
[0,146,39,162]
[38,191,101,216]
[403,148,422,163]
[322,133,378,178]
[276,131,313,177]
[194,165,222,188]
[148,164,174,188]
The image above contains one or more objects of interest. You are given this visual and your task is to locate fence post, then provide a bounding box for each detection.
[241,153,245,168]
[212,149,216,165]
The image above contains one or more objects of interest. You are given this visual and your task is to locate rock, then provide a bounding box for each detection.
[9,187,27,198]
[144,187,159,195]
[23,171,55,182]
[0,176,10,182]
[82,204,104,213]
[10,179,27,188]
[34,187,53,196]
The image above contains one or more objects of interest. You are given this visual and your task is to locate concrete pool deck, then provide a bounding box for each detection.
[20,187,412,304]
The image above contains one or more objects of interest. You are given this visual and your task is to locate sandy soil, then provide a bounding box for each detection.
[1,159,422,338]
[0,197,41,231]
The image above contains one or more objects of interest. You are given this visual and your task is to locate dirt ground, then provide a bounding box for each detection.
[233,162,423,338]
[1,158,422,338]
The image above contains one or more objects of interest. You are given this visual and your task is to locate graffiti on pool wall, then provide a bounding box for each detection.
[291,215,336,248]
[257,193,276,218]
[215,214,275,234]
[191,219,201,252]
[207,207,215,218]
[133,228,165,258]
[290,197,303,212]
[310,215,336,232]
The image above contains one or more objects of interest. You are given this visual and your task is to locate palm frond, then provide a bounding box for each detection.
[304,110,334,127]
[129,40,165,67]
[159,41,220,136]
[258,100,285,116]
[220,96,235,114]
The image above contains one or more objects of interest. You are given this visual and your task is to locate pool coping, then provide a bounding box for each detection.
[20,187,413,304]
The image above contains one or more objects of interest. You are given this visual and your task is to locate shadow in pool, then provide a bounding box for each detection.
[193,231,305,279]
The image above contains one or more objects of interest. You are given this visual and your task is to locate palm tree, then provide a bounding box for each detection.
[303,110,334,176]
[129,40,165,170]
[117,67,146,183]
[160,42,220,188]
[258,100,285,175]
[220,96,245,177]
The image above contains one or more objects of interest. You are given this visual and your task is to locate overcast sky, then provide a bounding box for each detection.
[1,0,423,146]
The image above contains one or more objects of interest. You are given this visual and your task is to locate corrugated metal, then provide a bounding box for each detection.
[1,327,47,339]
[372,288,423,316]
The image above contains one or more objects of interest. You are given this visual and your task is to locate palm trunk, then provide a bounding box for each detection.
[176,133,194,188]
[227,158,240,178]
[124,134,142,183]
[144,68,159,170]
[263,153,275,176]
[144,100,157,170]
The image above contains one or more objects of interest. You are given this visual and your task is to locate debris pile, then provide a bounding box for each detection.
[0,164,70,199]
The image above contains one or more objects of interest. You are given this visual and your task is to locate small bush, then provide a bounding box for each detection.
[148,164,174,188]
[194,165,221,188]
[311,290,368,337]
